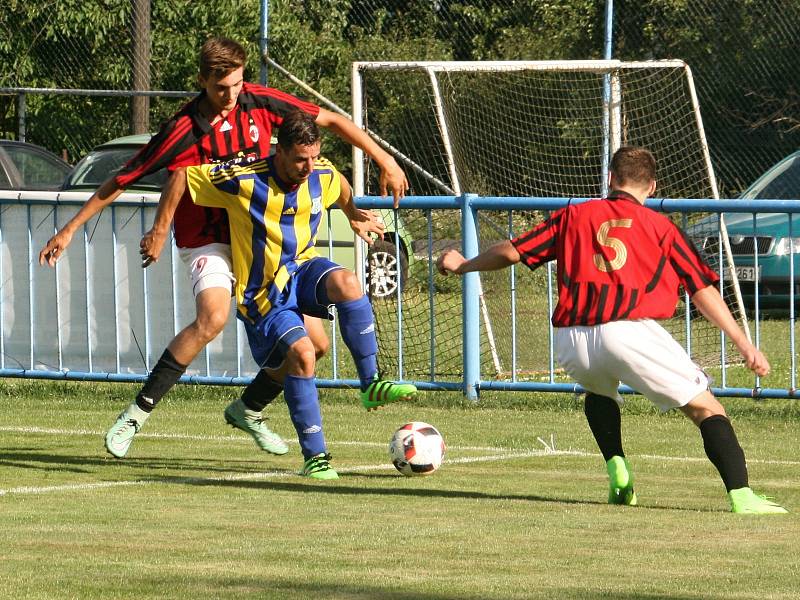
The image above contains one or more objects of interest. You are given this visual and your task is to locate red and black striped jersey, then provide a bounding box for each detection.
[115,82,321,248]
[510,191,719,327]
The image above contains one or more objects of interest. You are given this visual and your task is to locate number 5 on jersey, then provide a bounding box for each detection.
[593,219,633,272]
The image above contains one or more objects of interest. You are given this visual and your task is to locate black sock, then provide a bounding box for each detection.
[241,369,283,412]
[584,393,624,462]
[699,414,749,492]
[135,349,187,413]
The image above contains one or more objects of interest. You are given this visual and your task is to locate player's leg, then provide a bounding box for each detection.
[235,314,329,410]
[607,319,785,513]
[224,314,329,443]
[240,306,337,479]
[283,335,337,480]
[224,364,289,455]
[303,259,417,410]
[104,244,234,458]
[583,393,636,505]
[681,392,786,514]
[555,325,636,505]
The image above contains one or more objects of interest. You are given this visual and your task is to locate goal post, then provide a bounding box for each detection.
[352,59,746,381]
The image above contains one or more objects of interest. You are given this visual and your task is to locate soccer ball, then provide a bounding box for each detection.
[388,422,445,476]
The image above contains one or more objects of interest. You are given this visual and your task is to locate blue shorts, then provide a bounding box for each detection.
[243,257,343,369]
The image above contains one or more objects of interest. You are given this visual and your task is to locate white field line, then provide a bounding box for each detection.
[2,425,800,467]
[2,426,799,498]
[0,425,529,453]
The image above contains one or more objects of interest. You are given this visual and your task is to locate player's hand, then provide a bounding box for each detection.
[379,157,409,208]
[436,249,466,276]
[348,209,385,245]
[739,342,770,377]
[39,230,74,267]
[140,228,168,268]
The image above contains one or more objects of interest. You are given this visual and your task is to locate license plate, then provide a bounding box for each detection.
[735,265,761,282]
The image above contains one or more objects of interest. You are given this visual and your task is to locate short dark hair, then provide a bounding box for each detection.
[610,146,656,186]
[199,37,246,80]
[277,110,321,148]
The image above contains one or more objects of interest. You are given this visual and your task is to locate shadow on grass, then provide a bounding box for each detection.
[1,449,724,514]
[0,448,272,475]
[152,473,722,513]
[148,573,712,600]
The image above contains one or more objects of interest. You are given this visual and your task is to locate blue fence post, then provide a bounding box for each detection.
[600,0,614,196]
[259,0,269,85]
[461,193,480,400]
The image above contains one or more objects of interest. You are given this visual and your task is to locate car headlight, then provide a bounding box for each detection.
[774,237,800,256]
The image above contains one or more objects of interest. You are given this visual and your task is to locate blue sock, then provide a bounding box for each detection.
[284,374,326,459]
[336,295,378,390]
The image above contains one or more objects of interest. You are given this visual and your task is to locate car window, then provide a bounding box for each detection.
[0,163,11,188]
[64,147,167,191]
[750,154,800,200]
[3,145,70,189]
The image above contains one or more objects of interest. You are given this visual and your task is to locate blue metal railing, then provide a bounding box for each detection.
[2,192,799,401]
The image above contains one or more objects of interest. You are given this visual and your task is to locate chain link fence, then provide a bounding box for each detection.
[2,0,797,194]
[0,0,263,162]
[613,0,800,196]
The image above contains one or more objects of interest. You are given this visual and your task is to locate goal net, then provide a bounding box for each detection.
[352,60,744,382]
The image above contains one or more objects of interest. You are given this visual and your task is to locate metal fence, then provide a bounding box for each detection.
[2,191,798,400]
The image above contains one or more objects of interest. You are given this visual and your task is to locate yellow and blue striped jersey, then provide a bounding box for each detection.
[186,156,342,323]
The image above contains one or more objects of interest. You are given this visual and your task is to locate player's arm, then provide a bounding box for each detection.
[334,175,385,245]
[315,108,408,207]
[690,285,770,376]
[38,176,124,267]
[437,241,521,276]
[140,167,187,268]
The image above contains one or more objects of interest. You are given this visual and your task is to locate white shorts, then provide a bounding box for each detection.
[178,243,235,297]
[554,319,709,412]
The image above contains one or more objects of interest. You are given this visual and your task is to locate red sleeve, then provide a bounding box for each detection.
[115,112,200,188]
[510,209,564,269]
[240,82,321,121]
[669,225,720,295]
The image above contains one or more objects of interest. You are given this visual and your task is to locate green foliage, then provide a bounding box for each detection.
[1,0,797,194]
[615,0,800,195]
[0,0,264,157]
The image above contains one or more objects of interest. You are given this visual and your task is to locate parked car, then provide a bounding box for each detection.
[62,134,167,192]
[64,134,413,297]
[0,139,71,190]
[691,150,800,308]
[319,207,414,298]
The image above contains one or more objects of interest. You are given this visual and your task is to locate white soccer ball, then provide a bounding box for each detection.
[389,421,445,476]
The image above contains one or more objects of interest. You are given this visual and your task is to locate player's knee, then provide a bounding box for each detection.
[681,390,726,425]
[286,338,316,377]
[326,269,363,303]
[193,308,228,342]
[312,335,330,360]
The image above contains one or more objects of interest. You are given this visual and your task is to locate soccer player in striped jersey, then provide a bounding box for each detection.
[174,110,417,478]
[38,38,409,459]
[436,146,787,514]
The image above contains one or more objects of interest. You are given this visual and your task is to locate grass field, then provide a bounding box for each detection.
[1,380,799,599]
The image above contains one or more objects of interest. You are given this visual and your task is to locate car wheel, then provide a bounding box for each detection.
[367,239,409,299]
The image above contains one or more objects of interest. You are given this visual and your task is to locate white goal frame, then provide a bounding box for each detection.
[351,59,750,344]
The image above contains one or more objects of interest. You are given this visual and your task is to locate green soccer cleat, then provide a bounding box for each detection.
[728,487,788,514]
[360,378,419,411]
[105,403,150,459]
[224,399,289,455]
[300,453,339,480]
[606,455,637,506]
